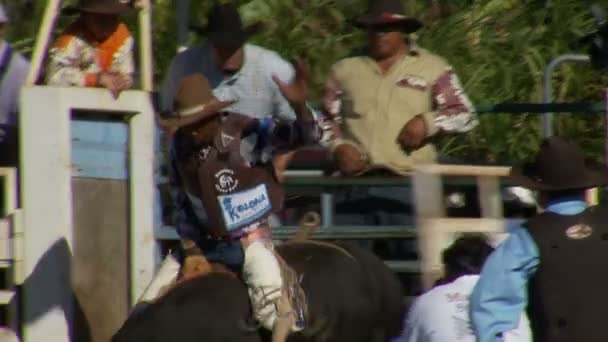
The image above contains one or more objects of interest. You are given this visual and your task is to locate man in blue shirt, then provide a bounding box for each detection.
[0,4,30,166]
[470,136,608,342]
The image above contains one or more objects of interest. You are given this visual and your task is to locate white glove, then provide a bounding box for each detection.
[137,254,181,303]
[242,240,283,330]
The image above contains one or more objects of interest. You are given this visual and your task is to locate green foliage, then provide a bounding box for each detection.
[6,0,608,164]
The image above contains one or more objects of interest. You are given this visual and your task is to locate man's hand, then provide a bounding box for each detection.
[334,144,367,176]
[182,255,212,281]
[99,72,132,99]
[398,115,428,151]
[272,60,311,116]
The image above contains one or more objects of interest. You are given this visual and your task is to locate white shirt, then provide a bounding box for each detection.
[160,42,296,121]
[160,42,311,164]
[398,275,532,342]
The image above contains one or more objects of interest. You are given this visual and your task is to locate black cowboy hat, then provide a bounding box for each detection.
[192,2,262,50]
[350,0,423,33]
[509,136,608,191]
[62,0,135,16]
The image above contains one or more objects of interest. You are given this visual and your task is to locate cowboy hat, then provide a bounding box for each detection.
[192,2,262,50]
[62,0,135,16]
[173,74,216,118]
[350,0,423,33]
[166,73,221,163]
[509,136,608,191]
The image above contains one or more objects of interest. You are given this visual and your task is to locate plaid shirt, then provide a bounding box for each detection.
[161,43,321,240]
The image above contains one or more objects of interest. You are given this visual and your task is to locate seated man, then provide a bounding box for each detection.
[323,0,477,176]
[45,0,136,98]
[319,0,478,257]
[146,72,319,337]
[398,234,531,342]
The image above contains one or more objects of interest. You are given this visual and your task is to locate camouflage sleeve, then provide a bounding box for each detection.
[421,67,478,136]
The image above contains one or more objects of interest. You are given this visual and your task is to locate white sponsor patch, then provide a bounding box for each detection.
[215,168,239,193]
[218,184,272,231]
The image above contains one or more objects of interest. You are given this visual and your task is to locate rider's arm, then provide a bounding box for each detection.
[419,67,478,137]
[269,58,322,149]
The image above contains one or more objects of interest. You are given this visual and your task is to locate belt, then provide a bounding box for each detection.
[201,219,271,243]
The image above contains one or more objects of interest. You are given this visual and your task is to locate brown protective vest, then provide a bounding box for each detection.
[195,113,284,238]
[524,205,608,342]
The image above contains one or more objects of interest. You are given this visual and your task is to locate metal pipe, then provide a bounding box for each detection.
[542,54,590,137]
[176,0,191,52]
[320,193,333,229]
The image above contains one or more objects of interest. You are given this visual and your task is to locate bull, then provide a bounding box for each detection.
[111,237,405,342]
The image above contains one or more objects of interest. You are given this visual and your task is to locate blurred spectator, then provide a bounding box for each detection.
[322,0,477,176]
[45,0,136,98]
[319,0,477,257]
[159,2,319,182]
[397,234,531,342]
[0,3,30,166]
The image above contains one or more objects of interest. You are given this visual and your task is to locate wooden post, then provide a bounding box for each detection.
[413,164,511,290]
[138,0,153,92]
[26,0,62,85]
[478,176,503,218]
[413,166,445,290]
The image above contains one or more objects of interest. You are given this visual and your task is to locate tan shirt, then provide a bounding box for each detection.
[324,47,477,174]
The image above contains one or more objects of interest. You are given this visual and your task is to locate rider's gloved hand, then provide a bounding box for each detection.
[182,255,212,280]
[242,240,284,330]
[181,241,212,280]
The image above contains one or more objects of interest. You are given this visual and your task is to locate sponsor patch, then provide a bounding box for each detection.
[396,75,428,91]
[218,184,272,231]
[214,168,238,193]
[221,132,235,147]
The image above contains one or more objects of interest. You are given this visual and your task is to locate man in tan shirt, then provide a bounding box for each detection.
[323,0,477,176]
[319,0,478,257]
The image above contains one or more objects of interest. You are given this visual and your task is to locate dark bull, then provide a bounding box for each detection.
[111,240,405,342]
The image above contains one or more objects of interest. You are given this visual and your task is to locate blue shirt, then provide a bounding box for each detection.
[0,41,29,128]
[470,197,588,342]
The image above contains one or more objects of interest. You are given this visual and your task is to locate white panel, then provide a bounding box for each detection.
[20,86,157,342]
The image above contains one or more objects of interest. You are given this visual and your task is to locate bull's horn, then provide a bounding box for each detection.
[293,211,321,241]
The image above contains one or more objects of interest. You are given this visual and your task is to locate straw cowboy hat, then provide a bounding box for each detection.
[350,0,423,33]
[169,73,223,161]
[509,136,608,191]
[63,0,136,16]
[173,74,216,118]
[190,2,262,49]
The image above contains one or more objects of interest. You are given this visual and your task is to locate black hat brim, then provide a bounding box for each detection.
[509,159,608,191]
[350,15,423,34]
[190,22,263,48]
[61,3,134,16]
